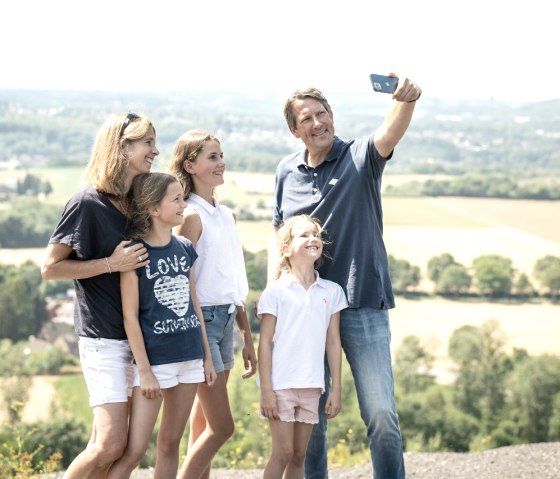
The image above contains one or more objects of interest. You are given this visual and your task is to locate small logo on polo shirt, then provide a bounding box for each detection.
[328,179,338,185]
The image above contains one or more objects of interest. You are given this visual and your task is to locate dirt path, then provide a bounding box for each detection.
[0,375,57,423]
[37,442,560,479]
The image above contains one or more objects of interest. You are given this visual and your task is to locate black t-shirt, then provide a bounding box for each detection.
[49,186,130,339]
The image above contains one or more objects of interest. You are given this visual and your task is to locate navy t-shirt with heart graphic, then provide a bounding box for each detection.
[136,235,203,366]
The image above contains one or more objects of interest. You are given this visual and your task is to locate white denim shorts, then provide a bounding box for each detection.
[133,358,205,389]
[78,337,134,407]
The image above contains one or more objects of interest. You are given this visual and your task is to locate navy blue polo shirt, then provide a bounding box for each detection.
[273,135,395,309]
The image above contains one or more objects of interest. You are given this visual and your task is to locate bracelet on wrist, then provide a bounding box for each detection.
[104,257,112,274]
[407,88,422,103]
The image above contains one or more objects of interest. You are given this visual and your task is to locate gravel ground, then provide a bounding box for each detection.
[39,442,560,479]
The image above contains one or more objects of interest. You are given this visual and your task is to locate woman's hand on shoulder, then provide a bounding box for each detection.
[108,240,149,272]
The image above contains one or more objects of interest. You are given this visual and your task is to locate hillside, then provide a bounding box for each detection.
[1,90,559,177]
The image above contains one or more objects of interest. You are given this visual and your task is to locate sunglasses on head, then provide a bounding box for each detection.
[119,112,140,138]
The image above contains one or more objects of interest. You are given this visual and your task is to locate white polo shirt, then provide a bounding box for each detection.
[257,272,348,391]
[185,194,248,308]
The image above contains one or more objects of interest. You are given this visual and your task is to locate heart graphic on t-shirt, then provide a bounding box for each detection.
[153,275,189,317]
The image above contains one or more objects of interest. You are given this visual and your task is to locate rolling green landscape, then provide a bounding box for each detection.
[1,90,559,476]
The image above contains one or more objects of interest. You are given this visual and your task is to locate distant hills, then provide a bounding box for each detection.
[1,89,559,175]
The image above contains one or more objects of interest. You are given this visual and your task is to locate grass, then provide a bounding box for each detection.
[10,168,276,209]
[52,374,92,425]
[7,168,560,239]
[236,220,272,252]
[433,196,560,243]
[1,167,86,205]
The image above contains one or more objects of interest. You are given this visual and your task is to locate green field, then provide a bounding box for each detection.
[2,171,560,280]
[3,171,559,372]
[2,170,558,467]
[2,168,277,208]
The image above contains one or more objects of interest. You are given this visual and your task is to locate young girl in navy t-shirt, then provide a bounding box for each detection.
[106,172,216,479]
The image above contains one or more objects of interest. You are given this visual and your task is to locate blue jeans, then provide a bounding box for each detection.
[304,308,405,479]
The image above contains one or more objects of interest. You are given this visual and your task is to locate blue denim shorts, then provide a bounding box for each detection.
[201,304,235,373]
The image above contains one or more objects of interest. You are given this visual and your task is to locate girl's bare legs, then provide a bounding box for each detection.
[264,420,314,479]
[63,402,129,479]
[106,388,162,479]
[285,422,314,479]
[185,395,211,478]
[155,383,199,479]
[178,371,234,479]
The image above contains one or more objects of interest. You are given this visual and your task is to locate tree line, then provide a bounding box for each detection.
[385,172,560,200]
[1,90,559,177]
[394,320,560,452]
[390,252,559,299]
[1,249,559,347]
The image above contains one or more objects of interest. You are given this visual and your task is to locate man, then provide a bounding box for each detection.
[269,76,421,478]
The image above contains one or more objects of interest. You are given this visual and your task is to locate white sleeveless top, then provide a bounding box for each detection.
[185,193,248,307]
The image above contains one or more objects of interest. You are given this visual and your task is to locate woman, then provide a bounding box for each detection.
[41,112,159,479]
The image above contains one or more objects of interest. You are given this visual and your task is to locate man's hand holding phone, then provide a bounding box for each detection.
[370,73,422,103]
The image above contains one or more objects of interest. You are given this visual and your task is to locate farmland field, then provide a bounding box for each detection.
[1,171,559,381]
[389,297,560,382]
[383,197,560,277]
[2,297,558,424]
[2,171,560,278]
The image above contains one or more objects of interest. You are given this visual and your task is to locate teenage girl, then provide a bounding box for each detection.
[257,215,347,479]
[168,130,257,479]
[106,172,216,479]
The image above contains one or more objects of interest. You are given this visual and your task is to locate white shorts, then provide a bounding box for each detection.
[133,358,205,389]
[78,337,134,407]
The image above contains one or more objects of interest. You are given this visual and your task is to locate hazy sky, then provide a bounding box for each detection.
[3,0,558,103]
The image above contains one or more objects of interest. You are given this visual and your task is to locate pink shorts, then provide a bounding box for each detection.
[275,388,322,424]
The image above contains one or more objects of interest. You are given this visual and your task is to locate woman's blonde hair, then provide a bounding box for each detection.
[84,112,155,198]
[126,172,181,240]
[276,214,325,272]
[168,130,220,199]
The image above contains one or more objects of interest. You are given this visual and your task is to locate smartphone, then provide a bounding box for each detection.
[369,74,399,94]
